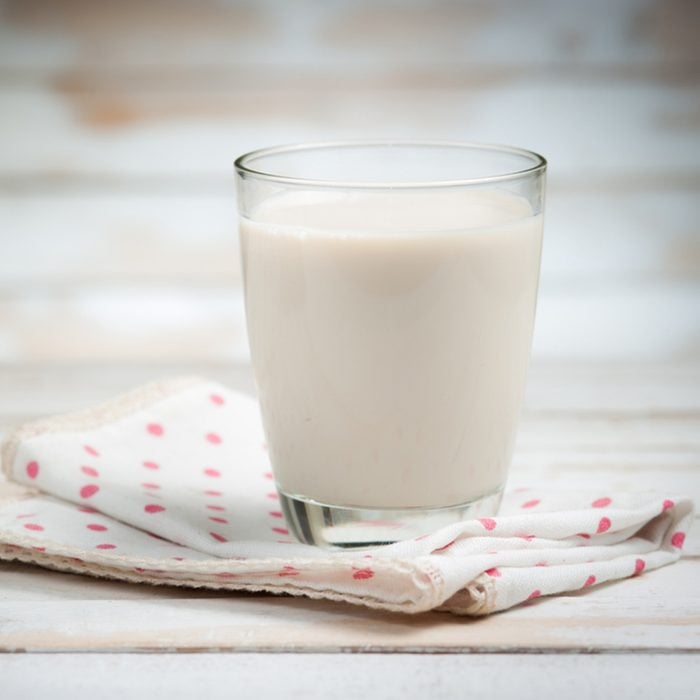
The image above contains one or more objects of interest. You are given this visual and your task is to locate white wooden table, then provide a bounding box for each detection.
[1,362,698,698]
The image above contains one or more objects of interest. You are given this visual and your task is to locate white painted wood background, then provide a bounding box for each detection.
[0,0,698,697]
[0,0,698,364]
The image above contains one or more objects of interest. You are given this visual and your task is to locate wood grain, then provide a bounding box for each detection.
[1,0,697,72]
[2,653,698,700]
[2,285,699,363]
[0,556,697,653]
[0,1,698,365]
[2,191,696,288]
[1,82,697,180]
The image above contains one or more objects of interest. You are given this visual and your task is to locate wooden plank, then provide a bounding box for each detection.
[0,287,250,364]
[0,282,698,363]
[0,187,697,365]
[0,557,697,652]
[1,653,699,699]
[1,190,696,288]
[0,82,697,183]
[1,361,698,422]
[523,362,700,415]
[0,0,696,72]
[0,361,691,414]
[0,360,690,413]
[0,194,241,288]
[0,364,260,428]
[0,5,697,366]
[0,361,697,417]
[509,460,700,507]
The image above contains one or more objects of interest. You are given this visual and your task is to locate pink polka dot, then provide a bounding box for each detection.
[662,499,675,511]
[33,546,46,552]
[143,461,160,470]
[83,445,100,457]
[671,532,686,549]
[269,511,283,518]
[478,518,497,531]
[352,568,374,580]
[592,497,612,508]
[96,543,117,550]
[80,484,99,499]
[535,561,548,567]
[264,472,274,480]
[81,466,99,478]
[521,499,540,509]
[634,558,646,575]
[277,566,299,577]
[209,516,228,524]
[172,557,185,561]
[209,393,225,406]
[144,504,166,514]
[204,489,223,496]
[576,532,591,539]
[485,567,501,577]
[583,575,596,588]
[205,432,222,444]
[527,590,541,600]
[215,572,237,579]
[23,523,44,531]
[15,513,37,519]
[26,461,39,479]
[271,526,289,535]
[596,517,611,534]
[147,423,164,436]
[86,523,108,532]
[210,532,228,543]
[203,468,221,478]
[78,505,98,513]
[266,492,279,500]
[142,482,160,490]
[206,504,226,511]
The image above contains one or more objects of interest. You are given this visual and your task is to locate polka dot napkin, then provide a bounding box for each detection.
[0,377,693,615]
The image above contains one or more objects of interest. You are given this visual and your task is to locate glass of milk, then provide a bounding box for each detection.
[235,141,546,547]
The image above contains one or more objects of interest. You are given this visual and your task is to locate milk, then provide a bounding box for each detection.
[240,189,543,509]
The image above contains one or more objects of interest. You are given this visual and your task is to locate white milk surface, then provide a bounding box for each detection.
[240,189,543,508]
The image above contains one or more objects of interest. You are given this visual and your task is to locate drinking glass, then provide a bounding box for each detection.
[235,141,546,547]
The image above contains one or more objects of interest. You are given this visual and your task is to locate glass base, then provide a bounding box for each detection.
[279,487,504,549]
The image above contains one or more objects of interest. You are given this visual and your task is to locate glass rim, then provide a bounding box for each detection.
[234,140,546,189]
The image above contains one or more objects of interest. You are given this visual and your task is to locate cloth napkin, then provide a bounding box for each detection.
[0,377,693,615]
